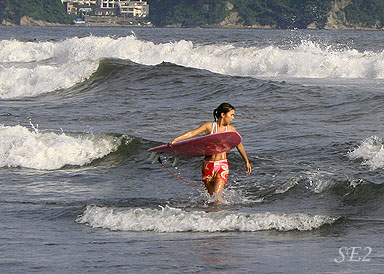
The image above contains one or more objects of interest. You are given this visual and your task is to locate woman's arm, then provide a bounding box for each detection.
[229,126,251,174]
[168,122,210,146]
[236,143,252,174]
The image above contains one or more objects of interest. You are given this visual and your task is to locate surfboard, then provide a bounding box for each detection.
[148,131,242,157]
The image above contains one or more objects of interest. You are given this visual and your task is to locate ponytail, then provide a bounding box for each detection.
[213,103,235,121]
[213,109,218,121]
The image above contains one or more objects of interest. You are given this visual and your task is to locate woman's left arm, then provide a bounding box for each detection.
[236,143,252,174]
[230,125,252,174]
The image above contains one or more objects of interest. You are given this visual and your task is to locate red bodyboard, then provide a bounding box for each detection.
[148,131,242,157]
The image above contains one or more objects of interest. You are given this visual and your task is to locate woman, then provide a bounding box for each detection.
[168,103,252,202]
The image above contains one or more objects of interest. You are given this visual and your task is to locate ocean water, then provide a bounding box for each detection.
[1,26,384,273]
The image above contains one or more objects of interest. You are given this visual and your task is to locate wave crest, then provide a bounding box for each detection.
[76,205,338,232]
[0,125,121,170]
[2,36,384,98]
[348,136,384,170]
[0,60,98,99]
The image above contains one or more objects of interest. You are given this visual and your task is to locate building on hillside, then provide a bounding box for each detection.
[62,0,96,14]
[61,0,149,17]
[61,0,97,4]
[98,0,118,8]
[62,1,76,14]
[119,0,149,18]
[94,8,118,16]
[78,5,93,15]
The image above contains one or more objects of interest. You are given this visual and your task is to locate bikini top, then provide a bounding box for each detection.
[210,122,228,134]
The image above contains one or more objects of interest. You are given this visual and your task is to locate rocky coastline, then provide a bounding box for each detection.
[1,9,384,31]
[2,16,66,26]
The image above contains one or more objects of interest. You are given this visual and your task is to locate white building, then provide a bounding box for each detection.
[119,0,149,17]
[61,0,97,14]
[62,0,149,17]
[61,0,97,5]
[98,0,118,8]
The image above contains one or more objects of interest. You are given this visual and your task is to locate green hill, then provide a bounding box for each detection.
[148,0,332,28]
[0,0,73,25]
[148,0,384,29]
[1,0,384,29]
[344,0,384,28]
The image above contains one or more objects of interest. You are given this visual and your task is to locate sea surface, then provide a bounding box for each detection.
[1,26,384,273]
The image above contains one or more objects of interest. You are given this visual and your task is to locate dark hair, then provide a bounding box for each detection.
[213,103,235,121]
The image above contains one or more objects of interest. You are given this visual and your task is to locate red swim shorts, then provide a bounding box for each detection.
[202,159,229,184]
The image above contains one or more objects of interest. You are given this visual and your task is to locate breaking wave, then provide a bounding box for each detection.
[348,136,384,170]
[2,35,384,99]
[76,205,338,232]
[0,124,122,170]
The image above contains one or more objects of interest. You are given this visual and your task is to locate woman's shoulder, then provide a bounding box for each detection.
[200,121,213,128]
[200,121,213,134]
[202,121,213,125]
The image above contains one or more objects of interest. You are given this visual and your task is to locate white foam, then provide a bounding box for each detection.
[0,39,55,63]
[348,136,384,170]
[76,205,338,232]
[0,125,121,170]
[191,188,257,206]
[273,171,335,195]
[2,36,384,98]
[0,60,98,99]
[274,178,299,194]
[304,169,336,193]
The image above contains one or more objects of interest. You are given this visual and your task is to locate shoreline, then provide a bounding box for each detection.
[2,24,383,31]
[1,17,383,31]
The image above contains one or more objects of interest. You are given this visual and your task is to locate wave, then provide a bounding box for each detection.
[273,170,337,195]
[2,35,384,99]
[0,124,124,170]
[348,136,384,170]
[260,167,384,204]
[0,60,98,99]
[76,205,338,232]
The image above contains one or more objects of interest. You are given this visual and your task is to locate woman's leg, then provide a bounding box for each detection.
[213,179,226,204]
[214,179,226,195]
[204,180,215,195]
[202,160,228,201]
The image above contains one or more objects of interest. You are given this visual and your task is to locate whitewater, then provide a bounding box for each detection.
[2,34,384,99]
[0,124,121,169]
[1,26,384,273]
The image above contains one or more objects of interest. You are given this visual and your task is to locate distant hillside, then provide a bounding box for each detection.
[344,0,384,28]
[0,0,73,25]
[1,0,384,29]
[148,0,384,29]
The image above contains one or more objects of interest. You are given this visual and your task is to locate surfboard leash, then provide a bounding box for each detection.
[157,157,204,188]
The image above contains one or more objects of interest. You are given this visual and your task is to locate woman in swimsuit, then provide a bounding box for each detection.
[168,103,252,202]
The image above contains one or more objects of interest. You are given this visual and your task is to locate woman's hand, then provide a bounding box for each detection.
[245,161,252,174]
[167,140,176,148]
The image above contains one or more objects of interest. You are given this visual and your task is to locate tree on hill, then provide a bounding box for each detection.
[0,0,73,24]
[230,0,333,28]
[344,0,384,28]
[2,0,383,28]
[149,0,229,27]
[148,0,334,28]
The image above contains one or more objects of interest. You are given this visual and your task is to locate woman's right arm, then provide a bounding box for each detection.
[168,122,210,146]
